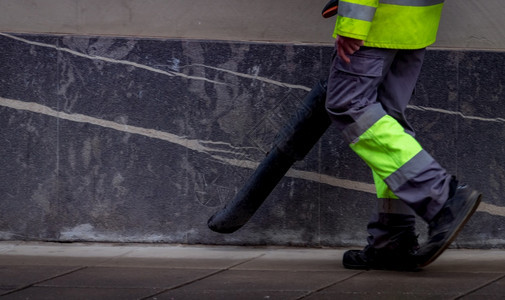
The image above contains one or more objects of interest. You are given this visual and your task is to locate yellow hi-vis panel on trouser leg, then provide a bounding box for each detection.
[350,115,423,183]
[372,170,398,199]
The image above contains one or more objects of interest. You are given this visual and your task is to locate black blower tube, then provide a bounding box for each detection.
[207,80,330,233]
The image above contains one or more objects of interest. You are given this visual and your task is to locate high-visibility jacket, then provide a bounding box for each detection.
[333,0,445,49]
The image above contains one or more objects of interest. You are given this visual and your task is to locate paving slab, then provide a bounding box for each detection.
[0,265,82,296]
[1,286,159,300]
[234,248,344,271]
[99,245,266,269]
[462,275,505,299]
[0,255,117,267]
[37,266,218,290]
[151,289,304,300]
[0,242,139,267]
[150,269,359,300]
[423,249,505,273]
[304,270,502,300]
[0,242,504,299]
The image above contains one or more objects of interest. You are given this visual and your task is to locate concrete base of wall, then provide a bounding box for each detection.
[1,33,504,248]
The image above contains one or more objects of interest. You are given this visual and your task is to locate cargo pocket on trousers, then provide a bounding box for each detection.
[336,53,383,77]
[334,53,383,110]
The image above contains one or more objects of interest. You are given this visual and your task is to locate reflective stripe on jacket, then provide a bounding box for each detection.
[333,0,444,49]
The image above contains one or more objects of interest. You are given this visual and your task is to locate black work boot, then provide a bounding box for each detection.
[416,179,482,267]
[343,232,420,271]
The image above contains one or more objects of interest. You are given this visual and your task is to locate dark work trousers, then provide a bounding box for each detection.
[325,46,453,250]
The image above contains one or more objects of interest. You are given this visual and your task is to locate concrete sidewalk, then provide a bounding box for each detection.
[0,242,504,299]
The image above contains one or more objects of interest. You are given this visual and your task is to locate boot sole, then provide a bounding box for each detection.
[343,250,420,271]
[418,191,482,268]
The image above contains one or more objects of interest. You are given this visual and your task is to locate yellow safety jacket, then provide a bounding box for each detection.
[334,0,445,49]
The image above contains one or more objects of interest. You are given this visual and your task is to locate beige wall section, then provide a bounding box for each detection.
[0,0,504,49]
[0,0,333,43]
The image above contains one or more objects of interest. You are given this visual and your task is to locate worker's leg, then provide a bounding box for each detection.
[367,171,418,249]
[326,46,452,222]
[366,48,425,251]
[328,46,481,269]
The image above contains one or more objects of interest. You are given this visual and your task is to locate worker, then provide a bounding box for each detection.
[325,0,482,270]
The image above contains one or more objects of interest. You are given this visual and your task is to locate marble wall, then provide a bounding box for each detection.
[1,33,504,248]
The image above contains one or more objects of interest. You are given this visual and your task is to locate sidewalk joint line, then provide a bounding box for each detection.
[295,270,367,299]
[0,266,88,297]
[452,273,505,300]
[139,253,267,299]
